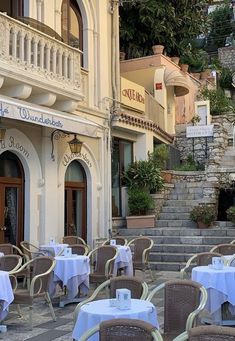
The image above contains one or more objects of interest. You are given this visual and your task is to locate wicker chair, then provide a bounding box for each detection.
[127,237,154,281]
[0,243,25,258]
[0,254,22,272]
[102,237,128,246]
[74,276,149,321]
[20,241,53,260]
[10,256,56,330]
[210,244,235,255]
[62,235,86,245]
[147,280,207,341]
[88,245,118,285]
[180,252,223,279]
[79,318,163,341]
[70,244,89,255]
[174,325,235,341]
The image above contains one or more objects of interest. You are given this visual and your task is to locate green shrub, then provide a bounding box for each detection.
[200,87,235,115]
[148,144,169,170]
[128,188,154,216]
[190,204,216,225]
[173,155,204,171]
[226,206,235,224]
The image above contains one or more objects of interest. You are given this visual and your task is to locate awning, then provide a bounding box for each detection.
[164,69,190,97]
[0,95,98,137]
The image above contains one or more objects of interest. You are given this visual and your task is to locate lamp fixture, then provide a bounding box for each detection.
[0,118,6,141]
[51,129,83,161]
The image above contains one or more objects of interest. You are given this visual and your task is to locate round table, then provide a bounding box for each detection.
[39,243,68,256]
[113,245,133,276]
[50,255,90,307]
[72,298,158,341]
[0,270,14,322]
[192,265,235,324]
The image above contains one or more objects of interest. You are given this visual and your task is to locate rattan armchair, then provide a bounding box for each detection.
[74,276,149,322]
[210,244,235,255]
[88,245,118,286]
[70,244,89,255]
[10,256,56,330]
[147,280,207,341]
[20,241,53,260]
[127,237,154,281]
[0,255,22,272]
[180,252,223,279]
[0,243,25,257]
[102,237,128,246]
[173,325,235,341]
[62,235,86,245]
[79,318,163,341]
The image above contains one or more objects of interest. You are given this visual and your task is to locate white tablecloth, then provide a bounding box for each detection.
[192,265,235,320]
[0,271,14,321]
[72,298,158,341]
[40,243,68,256]
[113,245,133,276]
[50,255,90,300]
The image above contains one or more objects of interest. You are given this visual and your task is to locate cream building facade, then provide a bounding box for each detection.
[0,0,118,247]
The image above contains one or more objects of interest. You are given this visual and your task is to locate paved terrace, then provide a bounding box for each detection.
[1,271,180,341]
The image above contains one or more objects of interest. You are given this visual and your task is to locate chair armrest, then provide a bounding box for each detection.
[9,274,18,291]
[30,260,56,296]
[185,286,208,331]
[140,282,149,300]
[180,254,197,279]
[105,251,118,277]
[172,331,188,341]
[78,323,100,341]
[142,240,154,264]
[146,282,165,302]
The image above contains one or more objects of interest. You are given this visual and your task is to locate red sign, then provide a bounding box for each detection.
[155,83,162,90]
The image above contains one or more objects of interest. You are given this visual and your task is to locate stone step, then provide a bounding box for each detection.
[152,244,212,254]
[156,220,196,228]
[150,261,182,271]
[152,236,235,245]
[158,212,190,220]
[167,194,203,200]
[163,200,207,207]
[161,206,192,213]
[149,252,192,263]
[173,187,203,195]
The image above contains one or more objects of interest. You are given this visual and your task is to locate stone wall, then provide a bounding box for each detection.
[218,46,235,71]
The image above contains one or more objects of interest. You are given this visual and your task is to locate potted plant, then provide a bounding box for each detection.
[123,159,163,228]
[190,204,216,228]
[226,206,235,224]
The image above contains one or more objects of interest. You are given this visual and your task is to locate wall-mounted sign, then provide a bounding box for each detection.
[121,77,145,112]
[0,136,30,157]
[155,83,162,90]
[186,125,214,138]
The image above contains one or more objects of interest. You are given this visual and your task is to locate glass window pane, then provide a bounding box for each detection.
[65,161,85,182]
[0,152,22,177]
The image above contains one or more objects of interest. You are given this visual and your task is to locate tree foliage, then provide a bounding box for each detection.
[120,0,211,59]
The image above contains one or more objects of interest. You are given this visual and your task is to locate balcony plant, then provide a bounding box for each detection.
[123,159,163,228]
[226,206,235,224]
[190,204,216,228]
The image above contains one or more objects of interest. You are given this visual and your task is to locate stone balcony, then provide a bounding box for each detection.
[0,12,85,112]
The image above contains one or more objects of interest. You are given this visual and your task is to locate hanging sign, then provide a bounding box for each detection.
[186,125,214,138]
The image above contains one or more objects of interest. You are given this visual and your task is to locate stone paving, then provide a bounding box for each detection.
[1,270,180,341]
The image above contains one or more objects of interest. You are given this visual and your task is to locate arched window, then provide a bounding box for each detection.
[0,0,24,18]
[61,0,83,51]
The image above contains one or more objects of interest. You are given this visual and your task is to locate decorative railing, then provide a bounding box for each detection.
[0,12,82,91]
[145,91,165,130]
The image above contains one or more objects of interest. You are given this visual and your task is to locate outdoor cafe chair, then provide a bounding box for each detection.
[210,243,235,255]
[0,254,22,273]
[74,276,148,322]
[88,245,118,286]
[102,237,128,246]
[0,243,25,258]
[70,244,89,255]
[127,236,154,281]
[20,241,53,260]
[62,235,87,245]
[173,325,235,341]
[180,252,223,279]
[79,318,163,341]
[10,256,56,330]
[147,280,207,341]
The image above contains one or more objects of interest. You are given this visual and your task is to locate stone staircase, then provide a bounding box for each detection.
[117,181,235,271]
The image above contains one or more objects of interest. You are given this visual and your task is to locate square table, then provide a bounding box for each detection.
[50,255,90,307]
[192,265,235,325]
[72,298,158,341]
[0,270,14,331]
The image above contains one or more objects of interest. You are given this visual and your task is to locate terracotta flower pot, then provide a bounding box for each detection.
[152,45,164,55]
[180,64,189,73]
[120,52,126,61]
[171,56,180,65]
[197,221,209,229]
[191,72,201,80]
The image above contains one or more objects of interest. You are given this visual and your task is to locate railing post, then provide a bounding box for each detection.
[19,30,25,61]
[52,46,57,74]
[12,29,17,59]
[63,52,68,78]
[39,41,44,69]
[33,38,38,67]
[26,35,31,65]
[45,44,51,72]
[58,49,62,76]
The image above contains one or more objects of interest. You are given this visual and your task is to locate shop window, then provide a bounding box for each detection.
[112,138,133,217]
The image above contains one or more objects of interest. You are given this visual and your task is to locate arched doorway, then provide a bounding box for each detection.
[64,160,87,240]
[0,151,24,245]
